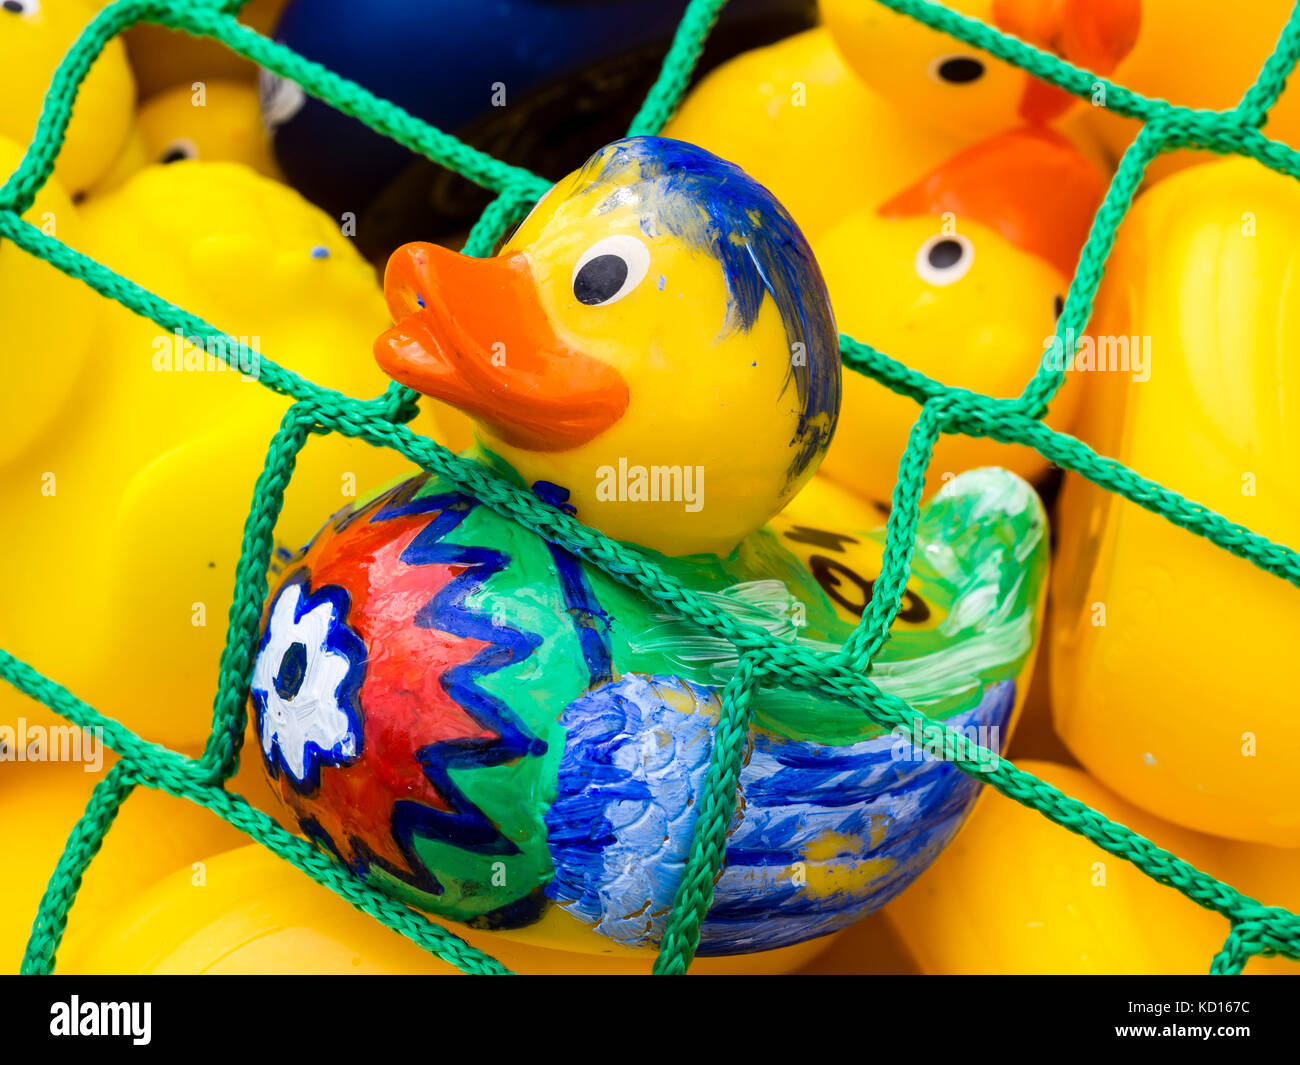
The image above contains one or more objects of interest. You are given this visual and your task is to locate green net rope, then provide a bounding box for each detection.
[4,0,1300,977]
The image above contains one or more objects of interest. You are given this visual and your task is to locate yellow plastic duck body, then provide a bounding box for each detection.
[1052,158,1300,846]
[0,161,424,752]
[0,0,137,196]
[246,137,1050,968]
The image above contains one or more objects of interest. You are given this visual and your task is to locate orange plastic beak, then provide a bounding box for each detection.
[994,0,1141,123]
[375,242,629,452]
[879,126,1107,277]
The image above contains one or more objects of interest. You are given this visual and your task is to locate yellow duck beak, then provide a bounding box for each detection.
[375,241,630,452]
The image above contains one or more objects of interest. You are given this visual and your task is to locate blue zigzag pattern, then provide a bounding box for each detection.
[368,479,548,858]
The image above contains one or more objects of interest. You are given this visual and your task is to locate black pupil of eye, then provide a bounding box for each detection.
[574,254,629,305]
[928,239,965,270]
[161,145,192,164]
[274,641,309,701]
[937,57,985,84]
[3,1,26,12]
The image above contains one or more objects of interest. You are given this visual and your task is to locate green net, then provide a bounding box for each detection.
[4,0,1300,977]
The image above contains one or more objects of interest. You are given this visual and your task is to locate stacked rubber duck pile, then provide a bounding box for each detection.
[1,0,1297,975]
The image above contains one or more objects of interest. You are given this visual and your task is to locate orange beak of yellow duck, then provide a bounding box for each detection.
[994,0,1141,122]
[375,241,630,452]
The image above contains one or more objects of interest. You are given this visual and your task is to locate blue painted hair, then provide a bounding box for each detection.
[573,136,840,482]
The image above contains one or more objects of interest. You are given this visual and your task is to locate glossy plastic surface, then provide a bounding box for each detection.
[0,0,136,195]
[1052,159,1300,845]
[1,760,246,973]
[58,844,836,975]
[885,761,1300,974]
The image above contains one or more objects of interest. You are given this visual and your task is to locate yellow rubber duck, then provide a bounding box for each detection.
[0,161,427,754]
[822,0,1139,140]
[664,1,1134,243]
[115,78,282,184]
[814,125,1107,504]
[1052,158,1300,846]
[1,759,246,973]
[243,137,1050,971]
[885,761,1300,974]
[56,843,832,975]
[1083,0,1300,184]
[0,0,137,196]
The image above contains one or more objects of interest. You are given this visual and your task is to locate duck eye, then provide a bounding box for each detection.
[916,234,974,286]
[159,138,199,164]
[2,0,40,14]
[929,54,985,84]
[572,234,650,307]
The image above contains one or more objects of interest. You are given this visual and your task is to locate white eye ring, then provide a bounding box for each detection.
[915,233,975,286]
[571,234,651,307]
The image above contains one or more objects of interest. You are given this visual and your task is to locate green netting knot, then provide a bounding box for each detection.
[1210,908,1300,975]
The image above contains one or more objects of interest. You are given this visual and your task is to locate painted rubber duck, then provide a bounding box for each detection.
[0,161,428,754]
[664,0,1134,243]
[0,0,136,196]
[1052,158,1300,846]
[815,126,1107,504]
[250,137,1050,964]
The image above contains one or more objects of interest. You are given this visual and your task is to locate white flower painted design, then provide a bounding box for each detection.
[251,577,364,788]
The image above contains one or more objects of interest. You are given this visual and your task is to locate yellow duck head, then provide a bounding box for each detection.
[0,0,136,195]
[376,136,841,557]
[136,78,281,179]
[821,0,1140,139]
[816,126,1107,500]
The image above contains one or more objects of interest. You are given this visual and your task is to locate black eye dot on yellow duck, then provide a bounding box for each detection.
[915,233,974,286]
[929,54,985,84]
[571,233,650,306]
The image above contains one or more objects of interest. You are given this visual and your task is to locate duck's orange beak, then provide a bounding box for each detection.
[880,127,1106,277]
[994,0,1141,123]
[375,242,629,452]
